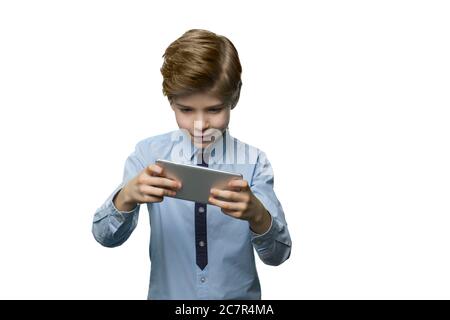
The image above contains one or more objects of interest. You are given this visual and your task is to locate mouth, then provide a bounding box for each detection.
[193,137,213,144]
[193,133,215,141]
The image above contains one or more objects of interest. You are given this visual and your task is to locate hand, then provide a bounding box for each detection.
[116,164,182,209]
[208,179,271,234]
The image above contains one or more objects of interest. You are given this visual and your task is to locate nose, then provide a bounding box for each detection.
[193,118,210,134]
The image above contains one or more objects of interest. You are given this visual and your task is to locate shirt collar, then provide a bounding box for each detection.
[178,128,232,165]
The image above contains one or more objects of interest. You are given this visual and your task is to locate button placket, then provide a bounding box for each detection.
[194,150,209,270]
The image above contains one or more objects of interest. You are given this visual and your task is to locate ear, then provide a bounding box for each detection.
[230,80,242,110]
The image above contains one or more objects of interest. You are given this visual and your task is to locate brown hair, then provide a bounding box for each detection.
[161,29,242,109]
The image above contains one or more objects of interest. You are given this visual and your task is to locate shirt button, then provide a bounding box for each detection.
[200,277,206,283]
[198,207,205,213]
[199,240,205,247]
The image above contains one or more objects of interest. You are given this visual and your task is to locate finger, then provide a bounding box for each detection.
[140,184,177,198]
[146,164,164,176]
[228,185,242,192]
[208,195,245,211]
[228,179,249,191]
[210,188,246,202]
[226,181,242,192]
[148,176,182,190]
[140,194,163,203]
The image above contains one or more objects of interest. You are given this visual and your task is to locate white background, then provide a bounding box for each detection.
[0,0,449,299]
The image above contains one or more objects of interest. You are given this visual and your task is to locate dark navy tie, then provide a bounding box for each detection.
[195,151,208,270]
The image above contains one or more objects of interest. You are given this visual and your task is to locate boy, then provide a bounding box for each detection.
[92,29,291,299]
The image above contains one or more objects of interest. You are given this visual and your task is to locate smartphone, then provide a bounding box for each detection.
[155,159,243,204]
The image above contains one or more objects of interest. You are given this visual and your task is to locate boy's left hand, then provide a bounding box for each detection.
[208,179,271,233]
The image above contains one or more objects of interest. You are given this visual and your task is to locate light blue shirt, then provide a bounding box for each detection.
[92,128,291,299]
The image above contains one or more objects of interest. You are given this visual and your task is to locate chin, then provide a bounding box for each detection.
[192,140,212,148]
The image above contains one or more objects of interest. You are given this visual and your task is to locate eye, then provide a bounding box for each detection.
[180,108,192,113]
[208,108,222,113]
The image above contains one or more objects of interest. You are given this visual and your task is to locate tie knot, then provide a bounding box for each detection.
[196,150,209,167]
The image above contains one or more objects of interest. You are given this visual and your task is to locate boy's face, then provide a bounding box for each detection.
[171,92,231,149]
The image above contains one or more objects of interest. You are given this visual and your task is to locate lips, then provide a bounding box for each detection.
[193,133,213,139]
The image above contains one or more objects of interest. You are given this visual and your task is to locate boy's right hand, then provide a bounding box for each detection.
[114,164,182,211]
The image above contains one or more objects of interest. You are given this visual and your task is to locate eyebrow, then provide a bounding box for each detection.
[175,103,225,109]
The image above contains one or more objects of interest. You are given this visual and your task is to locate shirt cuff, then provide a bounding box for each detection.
[108,188,139,229]
[250,212,276,245]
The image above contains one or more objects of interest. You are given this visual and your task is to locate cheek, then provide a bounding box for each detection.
[210,112,230,128]
[174,113,192,129]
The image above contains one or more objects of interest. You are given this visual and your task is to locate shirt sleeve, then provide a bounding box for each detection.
[92,142,147,248]
[249,150,292,266]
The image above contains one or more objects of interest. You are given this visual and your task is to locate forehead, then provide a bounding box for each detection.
[173,92,223,108]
